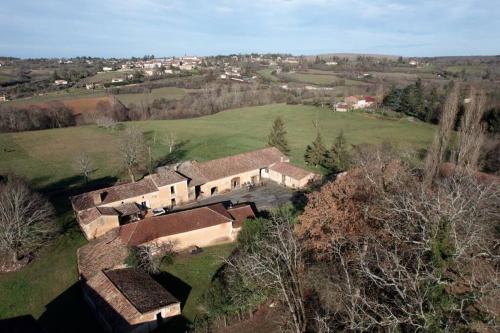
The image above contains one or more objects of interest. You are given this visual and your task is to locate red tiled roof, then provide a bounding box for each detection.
[120,203,233,246]
[269,162,315,180]
[70,178,158,212]
[364,96,376,102]
[179,147,288,184]
[228,204,256,228]
[147,170,186,187]
[77,206,119,226]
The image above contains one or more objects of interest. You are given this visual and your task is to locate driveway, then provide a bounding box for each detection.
[177,182,299,211]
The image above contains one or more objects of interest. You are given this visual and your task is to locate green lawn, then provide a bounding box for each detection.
[162,243,236,321]
[114,87,188,106]
[0,103,436,330]
[257,68,279,82]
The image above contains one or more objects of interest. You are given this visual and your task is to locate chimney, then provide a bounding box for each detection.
[92,192,103,205]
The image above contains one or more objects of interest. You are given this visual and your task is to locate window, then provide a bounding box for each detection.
[171,198,176,207]
[170,185,175,194]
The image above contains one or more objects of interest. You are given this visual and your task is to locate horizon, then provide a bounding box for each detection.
[2,0,500,58]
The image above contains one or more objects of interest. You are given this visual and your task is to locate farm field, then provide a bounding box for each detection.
[5,88,107,106]
[114,86,188,106]
[0,103,436,331]
[283,71,366,86]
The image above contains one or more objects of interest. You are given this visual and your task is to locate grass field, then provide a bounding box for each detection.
[0,104,436,189]
[0,103,436,331]
[257,68,279,82]
[114,87,188,106]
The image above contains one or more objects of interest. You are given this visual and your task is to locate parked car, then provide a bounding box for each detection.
[152,208,166,216]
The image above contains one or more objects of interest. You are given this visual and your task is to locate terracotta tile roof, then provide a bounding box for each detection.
[70,178,158,212]
[120,204,233,246]
[77,229,129,280]
[147,170,186,187]
[176,161,208,186]
[270,162,315,180]
[85,271,137,332]
[104,268,178,313]
[77,206,120,226]
[228,204,256,228]
[97,206,120,215]
[114,203,141,216]
[178,147,288,184]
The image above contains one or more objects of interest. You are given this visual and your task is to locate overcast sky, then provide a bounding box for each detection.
[2,0,499,58]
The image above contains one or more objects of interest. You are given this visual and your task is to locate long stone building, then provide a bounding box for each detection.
[71,147,316,240]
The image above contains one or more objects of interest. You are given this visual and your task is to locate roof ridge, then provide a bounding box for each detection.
[205,204,234,222]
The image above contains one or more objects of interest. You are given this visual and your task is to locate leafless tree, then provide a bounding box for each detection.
[72,152,94,184]
[130,241,175,274]
[456,87,487,171]
[0,178,57,263]
[164,131,177,153]
[424,83,460,185]
[229,210,306,333]
[119,127,146,182]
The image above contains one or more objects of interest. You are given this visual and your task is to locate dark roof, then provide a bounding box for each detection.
[70,178,158,212]
[269,162,314,180]
[114,202,141,216]
[104,268,178,313]
[178,147,288,184]
[120,203,233,246]
[228,204,256,228]
[147,170,186,187]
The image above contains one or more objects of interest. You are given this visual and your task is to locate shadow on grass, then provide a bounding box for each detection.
[152,271,192,309]
[155,140,190,167]
[38,282,105,333]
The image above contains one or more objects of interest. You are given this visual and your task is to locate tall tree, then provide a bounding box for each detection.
[305,132,327,167]
[323,131,351,173]
[119,127,146,182]
[267,116,290,154]
[0,178,57,263]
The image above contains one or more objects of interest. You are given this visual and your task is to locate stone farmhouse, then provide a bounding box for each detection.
[71,147,316,240]
[77,202,256,333]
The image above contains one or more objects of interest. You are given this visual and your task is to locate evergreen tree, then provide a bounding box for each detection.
[323,131,351,173]
[304,132,327,167]
[267,116,290,154]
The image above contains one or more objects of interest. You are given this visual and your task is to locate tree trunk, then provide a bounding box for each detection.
[128,167,136,182]
[12,251,18,264]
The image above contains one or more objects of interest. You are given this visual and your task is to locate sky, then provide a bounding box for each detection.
[1,0,499,58]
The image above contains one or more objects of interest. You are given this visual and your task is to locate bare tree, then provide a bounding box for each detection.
[0,178,57,264]
[72,152,94,184]
[128,241,175,274]
[424,83,460,186]
[119,127,146,182]
[229,210,306,333]
[456,87,487,171]
[164,131,177,153]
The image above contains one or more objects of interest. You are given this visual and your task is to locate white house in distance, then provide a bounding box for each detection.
[0,95,7,102]
[111,78,124,83]
[54,79,68,86]
[102,66,113,71]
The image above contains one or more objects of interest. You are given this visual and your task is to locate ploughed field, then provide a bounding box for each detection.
[0,103,436,331]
